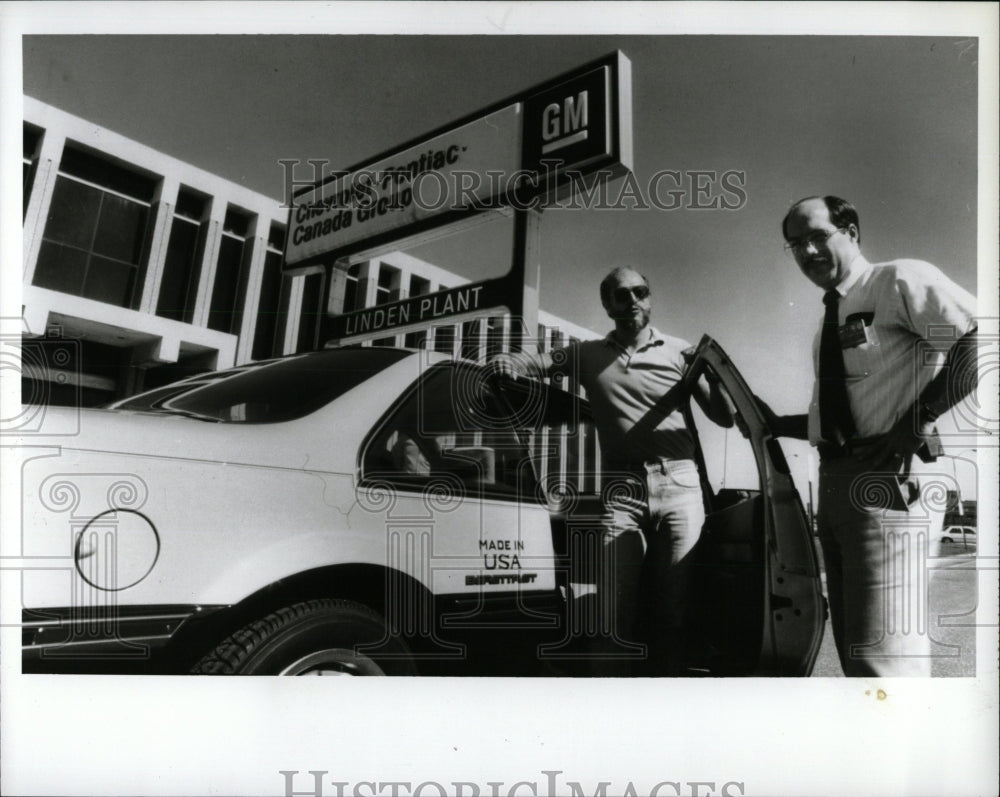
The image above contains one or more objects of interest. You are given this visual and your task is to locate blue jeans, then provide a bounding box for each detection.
[591,458,705,676]
[817,453,946,677]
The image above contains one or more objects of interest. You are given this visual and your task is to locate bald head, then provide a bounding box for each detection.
[782,196,861,242]
[600,267,649,306]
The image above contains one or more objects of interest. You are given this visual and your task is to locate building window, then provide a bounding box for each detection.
[486,315,506,359]
[23,124,42,218]
[375,272,391,305]
[296,271,325,353]
[21,335,123,408]
[403,275,431,348]
[461,319,482,362]
[252,222,286,360]
[266,220,285,251]
[341,263,361,313]
[156,188,207,322]
[273,280,292,355]
[157,217,201,321]
[208,207,253,334]
[433,324,455,355]
[409,274,430,297]
[566,336,582,392]
[404,329,427,349]
[33,146,155,308]
[376,263,399,306]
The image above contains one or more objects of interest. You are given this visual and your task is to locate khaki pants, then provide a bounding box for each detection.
[817,454,947,677]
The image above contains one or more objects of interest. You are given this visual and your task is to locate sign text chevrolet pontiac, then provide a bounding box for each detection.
[283,52,633,271]
[20,338,825,676]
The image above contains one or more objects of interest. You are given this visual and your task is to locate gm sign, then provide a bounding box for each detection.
[523,64,620,179]
[542,92,589,153]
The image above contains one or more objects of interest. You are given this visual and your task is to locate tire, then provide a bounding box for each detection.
[191,598,417,675]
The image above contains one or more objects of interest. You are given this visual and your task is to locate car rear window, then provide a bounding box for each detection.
[121,348,411,423]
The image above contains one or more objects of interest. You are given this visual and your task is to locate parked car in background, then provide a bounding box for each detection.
[936,525,977,549]
[943,495,977,530]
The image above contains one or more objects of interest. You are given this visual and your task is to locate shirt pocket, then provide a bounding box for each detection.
[841,324,887,379]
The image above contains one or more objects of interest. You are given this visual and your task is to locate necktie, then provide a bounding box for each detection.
[819,290,856,446]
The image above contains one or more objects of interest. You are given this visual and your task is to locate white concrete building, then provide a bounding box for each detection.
[21,97,598,409]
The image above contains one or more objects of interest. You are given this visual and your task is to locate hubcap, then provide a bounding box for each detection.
[279,648,386,676]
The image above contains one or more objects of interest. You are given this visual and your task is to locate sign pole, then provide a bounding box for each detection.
[509,209,541,354]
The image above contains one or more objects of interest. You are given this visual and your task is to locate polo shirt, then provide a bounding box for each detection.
[551,327,697,465]
[807,256,977,444]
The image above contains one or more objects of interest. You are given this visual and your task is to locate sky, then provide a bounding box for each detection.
[17,30,989,494]
[19,34,981,380]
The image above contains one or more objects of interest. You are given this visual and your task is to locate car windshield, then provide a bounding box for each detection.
[114,348,412,423]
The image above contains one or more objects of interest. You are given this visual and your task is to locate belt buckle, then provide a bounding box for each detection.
[819,442,849,460]
[645,456,670,473]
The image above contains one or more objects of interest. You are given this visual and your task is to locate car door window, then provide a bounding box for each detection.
[684,366,759,498]
[362,364,535,500]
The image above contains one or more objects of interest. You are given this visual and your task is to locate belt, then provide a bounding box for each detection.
[816,436,884,461]
[818,432,942,463]
[605,456,697,473]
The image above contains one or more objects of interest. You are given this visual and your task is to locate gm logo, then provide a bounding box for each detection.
[542,91,589,153]
[523,66,612,176]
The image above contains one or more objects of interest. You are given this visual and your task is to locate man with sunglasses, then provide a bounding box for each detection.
[762,195,978,677]
[492,266,734,675]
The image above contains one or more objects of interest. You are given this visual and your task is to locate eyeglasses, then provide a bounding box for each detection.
[611,284,650,303]
[783,227,847,255]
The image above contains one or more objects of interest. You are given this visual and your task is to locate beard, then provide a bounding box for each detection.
[612,307,650,332]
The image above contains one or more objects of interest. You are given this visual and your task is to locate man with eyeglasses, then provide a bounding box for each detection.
[491,266,733,676]
[761,195,978,677]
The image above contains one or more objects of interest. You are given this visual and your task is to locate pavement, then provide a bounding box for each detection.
[810,541,979,677]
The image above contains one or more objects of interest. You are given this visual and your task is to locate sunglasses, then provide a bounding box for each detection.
[612,284,650,303]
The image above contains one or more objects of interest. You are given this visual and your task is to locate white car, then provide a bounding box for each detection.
[18,337,825,676]
[937,525,977,547]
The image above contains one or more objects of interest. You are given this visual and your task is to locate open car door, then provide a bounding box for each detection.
[681,335,825,676]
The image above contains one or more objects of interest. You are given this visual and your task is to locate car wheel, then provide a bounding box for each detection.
[941,537,953,544]
[191,598,417,675]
